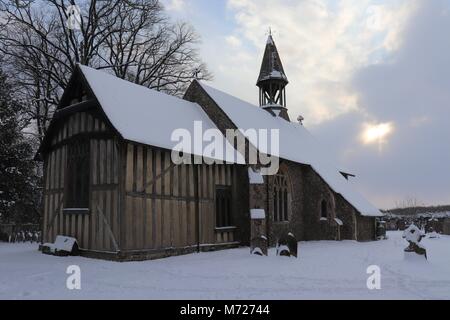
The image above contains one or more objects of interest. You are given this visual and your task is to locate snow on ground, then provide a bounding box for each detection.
[1,231,450,300]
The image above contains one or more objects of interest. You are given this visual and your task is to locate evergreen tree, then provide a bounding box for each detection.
[0,68,41,224]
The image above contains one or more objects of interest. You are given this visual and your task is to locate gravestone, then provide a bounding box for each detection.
[403,224,427,260]
[276,236,290,257]
[428,231,440,239]
[250,209,268,256]
[287,233,298,258]
[277,233,298,258]
[41,235,79,257]
[251,235,268,256]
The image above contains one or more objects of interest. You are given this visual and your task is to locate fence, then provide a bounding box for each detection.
[0,224,41,243]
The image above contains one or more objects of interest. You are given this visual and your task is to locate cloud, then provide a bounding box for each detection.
[225,35,242,48]
[163,0,186,12]
[221,0,417,124]
[312,0,450,208]
[360,122,395,148]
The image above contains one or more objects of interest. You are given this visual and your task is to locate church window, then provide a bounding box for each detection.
[321,200,328,219]
[273,173,290,222]
[216,186,233,228]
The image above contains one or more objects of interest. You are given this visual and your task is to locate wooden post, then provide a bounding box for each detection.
[194,163,200,252]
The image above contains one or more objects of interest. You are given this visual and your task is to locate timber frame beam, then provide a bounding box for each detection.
[54,99,97,119]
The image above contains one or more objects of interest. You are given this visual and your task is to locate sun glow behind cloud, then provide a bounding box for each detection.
[360,122,394,151]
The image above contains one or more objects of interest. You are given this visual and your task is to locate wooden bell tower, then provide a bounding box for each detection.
[257,34,290,121]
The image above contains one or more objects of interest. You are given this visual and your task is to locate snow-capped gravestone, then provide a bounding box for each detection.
[250,209,268,256]
[428,231,440,239]
[41,236,79,257]
[276,233,298,258]
[276,236,290,257]
[251,235,268,256]
[287,233,298,258]
[403,225,427,260]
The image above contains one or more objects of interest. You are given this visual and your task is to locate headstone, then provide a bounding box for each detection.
[403,224,427,260]
[251,235,268,256]
[428,231,440,239]
[41,236,79,257]
[250,209,268,256]
[276,236,291,257]
[287,233,298,258]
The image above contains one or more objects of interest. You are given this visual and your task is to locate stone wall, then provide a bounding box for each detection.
[184,81,237,137]
[267,160,372,244]
[335,194,357,240]
[356,215,376,241]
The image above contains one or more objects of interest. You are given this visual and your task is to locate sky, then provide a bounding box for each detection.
[162,0,450,210]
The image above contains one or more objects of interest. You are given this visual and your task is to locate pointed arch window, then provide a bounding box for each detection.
[273,173,290,222]
[321,200,328,219]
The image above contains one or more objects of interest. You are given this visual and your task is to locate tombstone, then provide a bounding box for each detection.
[276,236,291,257]
[41,236,79,257]
[403,224,427,260]
[251,235,268,256]
[428,231,440,239]
[276,233,298,258]
[287,233,298,258]
[250,209,268,256]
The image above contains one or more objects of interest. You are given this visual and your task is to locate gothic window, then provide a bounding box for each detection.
[65,138,90,210]
[216,186,233,228]
[273,173,290,222]
[321,200,328,219]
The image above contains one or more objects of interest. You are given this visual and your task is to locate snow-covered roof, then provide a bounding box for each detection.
[198,82,382,217]
[79,65,243,164]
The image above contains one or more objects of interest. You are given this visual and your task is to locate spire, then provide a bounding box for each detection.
[257,34,290,121]
[257,35,288,86]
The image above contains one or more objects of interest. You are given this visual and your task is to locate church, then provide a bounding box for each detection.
[37,35,382,261]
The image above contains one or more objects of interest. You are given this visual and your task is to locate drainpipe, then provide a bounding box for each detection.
[266,174,270,245]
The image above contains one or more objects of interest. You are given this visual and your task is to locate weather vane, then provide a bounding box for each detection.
[266,27,278,38]
[193,68,201,80]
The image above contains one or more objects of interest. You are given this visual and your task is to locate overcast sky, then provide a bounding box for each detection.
[163,0,450,209]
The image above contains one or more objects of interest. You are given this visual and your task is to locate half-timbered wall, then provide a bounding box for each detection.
[42,110,120,252]
[122,143,241,252]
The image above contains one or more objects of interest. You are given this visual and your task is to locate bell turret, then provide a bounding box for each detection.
[257,34,290,121]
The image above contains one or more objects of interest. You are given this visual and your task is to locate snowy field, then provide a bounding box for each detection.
[1,231,450,300]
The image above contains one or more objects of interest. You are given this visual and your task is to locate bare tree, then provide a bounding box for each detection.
[0,0,211,141]
[394,196,423,216]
